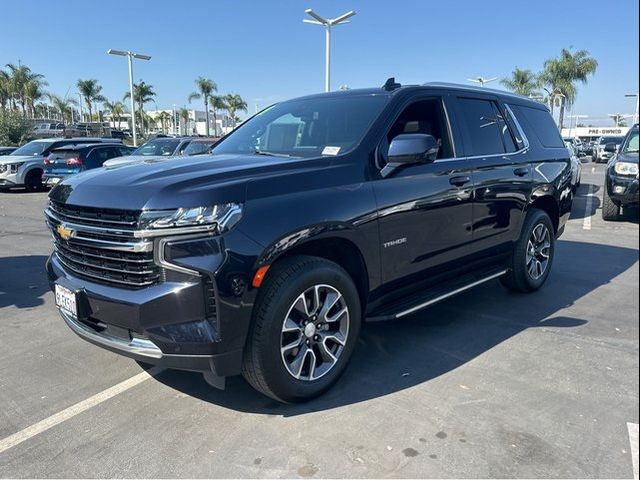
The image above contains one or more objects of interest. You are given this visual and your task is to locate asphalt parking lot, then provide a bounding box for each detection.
[0,162,638,478]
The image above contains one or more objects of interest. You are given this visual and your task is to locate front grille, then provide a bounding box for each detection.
[46,201,161,288]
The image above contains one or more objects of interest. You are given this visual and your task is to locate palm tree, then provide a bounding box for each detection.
[179,107,190,135]
[48,94,78,124]
[0,69,12,110]
[77,79,106,122]
[103,100,125,129]
[188,77,217,136]
[540,48,598,128]
[209,94,226,136]
[500,68,540,97]
[224,94,248,128]
[5,63,47,115]
[155,111,171,133]
[24,79,48,117]
[123,81,156,134]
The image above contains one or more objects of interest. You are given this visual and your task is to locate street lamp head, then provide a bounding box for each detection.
[330,10,356,25]
[625,93,639,97]
[132,53,151,61]
[305,9,329,24]
[107,49,128,57]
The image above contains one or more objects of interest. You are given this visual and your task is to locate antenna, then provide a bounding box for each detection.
[382,77,401,91]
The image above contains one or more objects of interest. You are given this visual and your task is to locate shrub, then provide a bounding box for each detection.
[0,110,31,145]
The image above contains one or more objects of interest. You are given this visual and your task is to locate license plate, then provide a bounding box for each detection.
[55,284,77,318]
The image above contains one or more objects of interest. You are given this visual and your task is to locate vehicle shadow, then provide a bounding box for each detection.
[0,255,50,309]
[152,240,637,415]
[569,183,600,220]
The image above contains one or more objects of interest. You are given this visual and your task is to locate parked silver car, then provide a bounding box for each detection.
[102,137,192,168]
[0,137,121,191]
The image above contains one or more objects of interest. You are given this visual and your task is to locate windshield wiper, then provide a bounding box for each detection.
[253,149,293,158]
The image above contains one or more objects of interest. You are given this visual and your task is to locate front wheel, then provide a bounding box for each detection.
[24,169,43,192]
[501,209,555,293]
[601,189,621,221]
[242,255,361,403]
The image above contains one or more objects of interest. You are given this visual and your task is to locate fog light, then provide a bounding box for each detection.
[614,186,626,194]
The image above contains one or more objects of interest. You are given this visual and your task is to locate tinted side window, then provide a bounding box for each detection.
[456,98,509,156]
[511,105,564,148]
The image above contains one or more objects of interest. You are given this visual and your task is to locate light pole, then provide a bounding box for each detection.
[567,114,588,138]
[303,8,356,92]
[625,93,639,125]
[77,92,83,122]
[107,49,151,146]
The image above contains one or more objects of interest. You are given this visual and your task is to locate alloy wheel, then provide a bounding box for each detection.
[526,223,551,280]
[280,284,349,381]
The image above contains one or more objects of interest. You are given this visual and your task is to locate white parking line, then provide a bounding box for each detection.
[583,183,595,230]
[629,422,639,480]
[0,367,163,455]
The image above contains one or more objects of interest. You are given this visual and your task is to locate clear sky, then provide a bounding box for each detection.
[2,0,638,125]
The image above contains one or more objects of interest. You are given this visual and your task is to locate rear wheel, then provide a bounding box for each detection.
[501,209,555,293]
[24,169,43,192]
[242,255,361,403]
[601,189,621,221]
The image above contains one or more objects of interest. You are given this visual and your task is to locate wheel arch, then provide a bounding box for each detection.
[527,194,560,233]
[258,234,371,308]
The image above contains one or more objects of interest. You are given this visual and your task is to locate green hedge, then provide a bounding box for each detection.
[0,110,31,146]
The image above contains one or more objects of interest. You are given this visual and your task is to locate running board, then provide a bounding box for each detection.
[366,267,508,322]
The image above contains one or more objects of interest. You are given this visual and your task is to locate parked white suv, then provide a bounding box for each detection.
[0,137,121,191]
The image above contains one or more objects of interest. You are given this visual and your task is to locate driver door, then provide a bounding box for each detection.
[372,94,474,289]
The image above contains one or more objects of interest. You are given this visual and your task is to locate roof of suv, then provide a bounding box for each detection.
[289,82,543,108]
[50,142,123,151]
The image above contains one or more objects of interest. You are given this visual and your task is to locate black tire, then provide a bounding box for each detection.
[24,169,43,192]
[242,255,361,403]
[500,209,555,293]
[601,189,621,221]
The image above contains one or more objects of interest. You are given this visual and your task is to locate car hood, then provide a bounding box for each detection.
[0,155,41,165]
[49,153,316,210]
[615,152,639,164]
[102,155,167,167]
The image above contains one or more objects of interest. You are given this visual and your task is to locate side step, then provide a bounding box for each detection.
[366,266,507,322]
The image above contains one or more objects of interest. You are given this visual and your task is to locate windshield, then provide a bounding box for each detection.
[212,95,389,158]
[600,136,623,145]
[183,141,216,156]
[622,130,639,153]
[132,138,180,156]
[11,140,55,156]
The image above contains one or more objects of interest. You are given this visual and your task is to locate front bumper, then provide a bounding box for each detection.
[606,172,639,206]
[0,172,19,188]
[46,230,258,376]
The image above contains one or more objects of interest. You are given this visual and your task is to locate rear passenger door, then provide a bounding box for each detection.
[451,95,532,256]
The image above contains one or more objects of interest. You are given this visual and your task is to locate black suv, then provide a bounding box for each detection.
[46,81,572,402]
[602,124,639,220]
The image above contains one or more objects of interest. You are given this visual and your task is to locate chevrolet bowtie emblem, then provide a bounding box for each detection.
[56,224,75,241]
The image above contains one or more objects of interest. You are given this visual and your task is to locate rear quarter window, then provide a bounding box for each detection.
[510,105,564,148]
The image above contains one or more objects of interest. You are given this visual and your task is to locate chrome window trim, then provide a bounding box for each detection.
[438,103,531,163]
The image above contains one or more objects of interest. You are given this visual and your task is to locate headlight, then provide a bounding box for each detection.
[7,162,25,173]
[613,162,639,176]
[137,203,243,237]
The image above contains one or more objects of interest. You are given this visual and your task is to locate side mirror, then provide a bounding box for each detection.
[382,133,439,177]
[604,143,617,153]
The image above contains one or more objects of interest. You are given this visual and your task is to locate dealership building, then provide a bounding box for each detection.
[560,126,630,142]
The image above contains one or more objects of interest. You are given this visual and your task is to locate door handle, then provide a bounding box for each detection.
[449,175,471,187]
[513,167,529,177]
